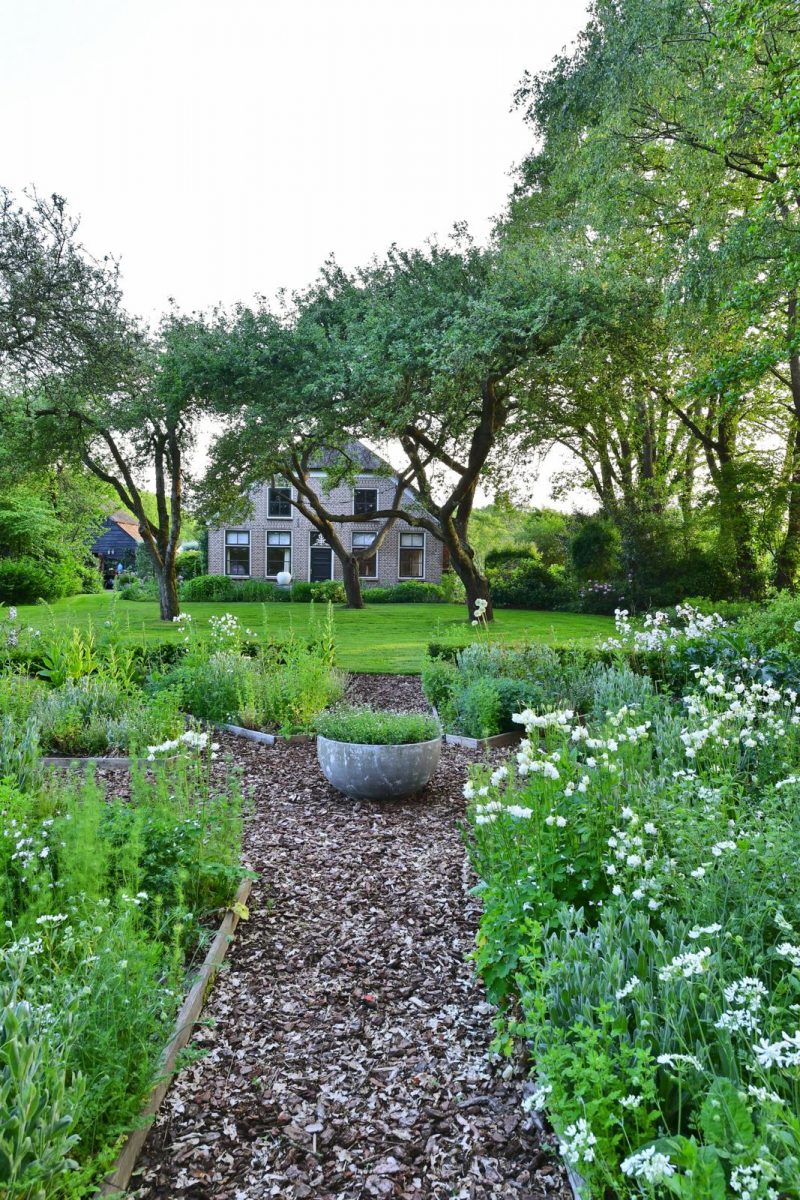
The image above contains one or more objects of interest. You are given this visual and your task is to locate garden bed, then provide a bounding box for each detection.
[100,876,253,1197]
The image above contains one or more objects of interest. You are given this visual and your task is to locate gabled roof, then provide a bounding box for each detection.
[108,512,144,542]
[309,439,389,474]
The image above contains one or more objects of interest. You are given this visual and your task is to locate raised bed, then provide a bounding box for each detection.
[431,707,524,752]
[99,875,253,1197]
[215,721,315,746]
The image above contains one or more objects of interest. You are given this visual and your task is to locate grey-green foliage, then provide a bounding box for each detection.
[0,975,82,1199]
[0,716,41,793]
[588,665,657,722]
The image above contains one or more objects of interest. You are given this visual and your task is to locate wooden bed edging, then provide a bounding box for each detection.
[42,755,174,771]
[527,1104,586,1200]
[444,730,524,750]
[99,875,253,1197]
[215,721,315,745]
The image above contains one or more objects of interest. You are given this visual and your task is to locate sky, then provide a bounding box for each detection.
[1,0,591,505]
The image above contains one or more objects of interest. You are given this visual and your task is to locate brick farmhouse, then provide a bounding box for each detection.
[207,443,445,587]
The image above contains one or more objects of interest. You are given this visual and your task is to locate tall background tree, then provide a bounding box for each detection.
[0,190,195,618]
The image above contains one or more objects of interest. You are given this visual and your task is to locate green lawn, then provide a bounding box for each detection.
[13,593,613,674]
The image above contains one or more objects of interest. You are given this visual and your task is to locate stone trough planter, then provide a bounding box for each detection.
[317,734,442,800]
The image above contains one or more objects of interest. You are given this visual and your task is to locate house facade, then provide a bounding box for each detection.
[207,447,445,587]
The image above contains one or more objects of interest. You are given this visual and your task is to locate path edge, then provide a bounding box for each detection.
[99,875,254,1197]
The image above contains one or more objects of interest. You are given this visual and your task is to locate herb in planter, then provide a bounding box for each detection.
[316,707,441,745]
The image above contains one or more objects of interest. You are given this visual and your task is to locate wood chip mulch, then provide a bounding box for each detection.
[131,675,569,1200]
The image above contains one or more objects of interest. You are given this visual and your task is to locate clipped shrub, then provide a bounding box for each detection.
[179,574,236,602]
[310,580,346,603]
[364,581,445,603]
[290,581,313,602]
[426,639,472,662]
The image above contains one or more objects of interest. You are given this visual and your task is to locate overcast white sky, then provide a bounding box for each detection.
[1,0,591,505]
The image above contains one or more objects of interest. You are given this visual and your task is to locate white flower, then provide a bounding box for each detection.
[753,1030,800,1068]
[776,943,800,968]
[657,1052,703,1071]
[619,1093,642,1110]
[688,923,722,939]
[522,1083,552,1113]
[560,1117,596,1166]
[615,976,639,1000]
[621,1147,675,1184]
[659,947,712,981]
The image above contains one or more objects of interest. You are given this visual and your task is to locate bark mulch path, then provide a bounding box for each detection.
[133,676,569,1200]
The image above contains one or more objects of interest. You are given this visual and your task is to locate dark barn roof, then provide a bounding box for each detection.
[91,513,143,558]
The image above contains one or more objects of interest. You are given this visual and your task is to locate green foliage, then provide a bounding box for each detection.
[0,734,244,1195]
[175,549,202,580]
[454,676,535,739]
[738,590,800,654]
[315,707,440,745]
[0,559,54,605]
[485,548,576,611]
[153,615,343,733]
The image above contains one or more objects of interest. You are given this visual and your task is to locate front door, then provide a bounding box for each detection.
[309,532,333,582]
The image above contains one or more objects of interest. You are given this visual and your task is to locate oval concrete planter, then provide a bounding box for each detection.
[317,735,442,800]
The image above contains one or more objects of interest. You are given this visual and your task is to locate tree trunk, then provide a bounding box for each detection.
[154,558,180,621]
[340,555,365,609]
[716,460,761,598]
[775,340,800,590]
[445,538,493,621]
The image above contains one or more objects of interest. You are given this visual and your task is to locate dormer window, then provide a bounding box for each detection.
[268,486,292,517]
[353,488,378,516]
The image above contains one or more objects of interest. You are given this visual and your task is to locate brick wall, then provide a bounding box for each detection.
[207,474,445,585]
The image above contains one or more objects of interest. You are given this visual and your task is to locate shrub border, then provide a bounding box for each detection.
[99,875,253,1196]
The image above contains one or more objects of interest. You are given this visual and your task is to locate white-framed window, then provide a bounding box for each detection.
[267,486,292,517]
[266,531,291,577]
[353,487,378,516]
[225,530,250,576]
[398,531,424,579]
[353,531,378,578]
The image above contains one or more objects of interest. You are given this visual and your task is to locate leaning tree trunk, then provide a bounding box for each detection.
[446,538,493,621]
[339,555,365,609]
